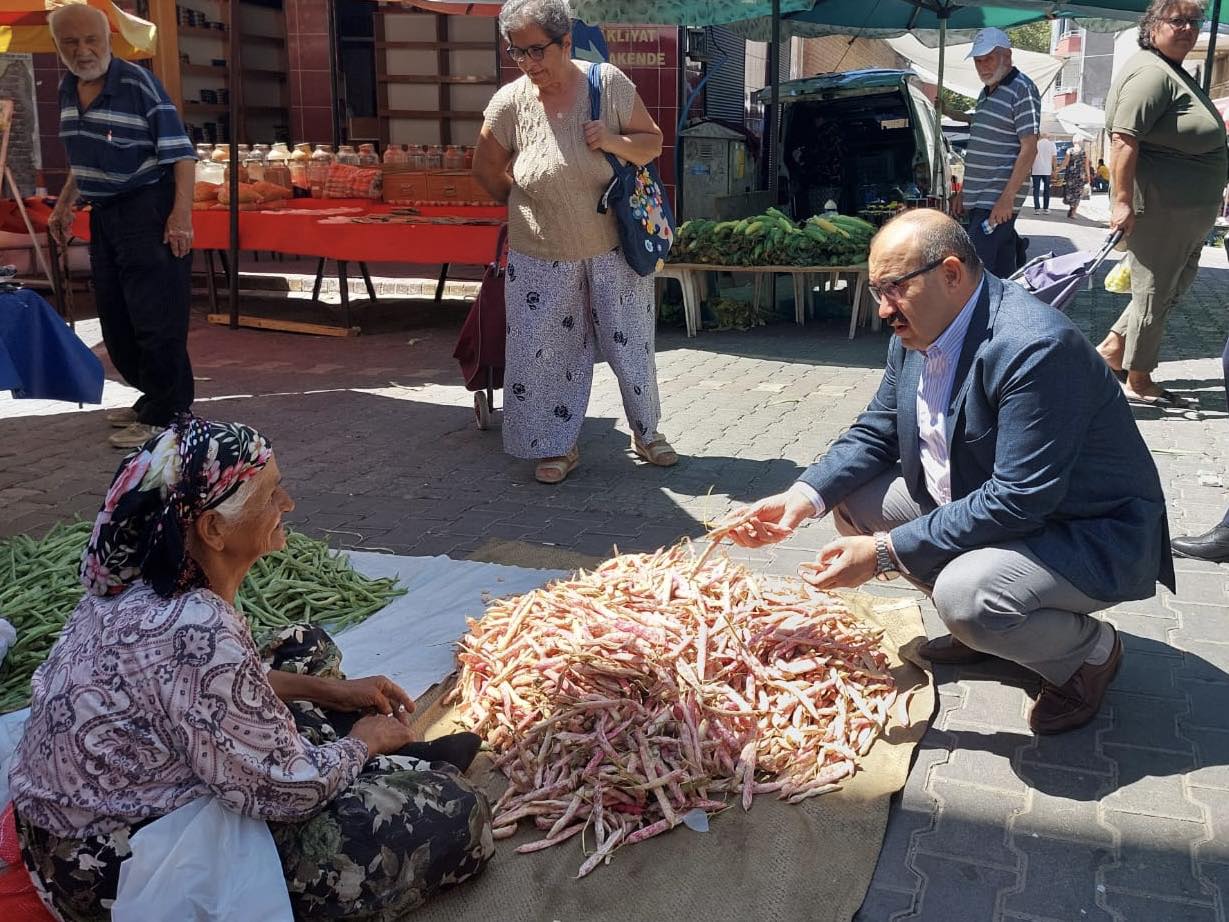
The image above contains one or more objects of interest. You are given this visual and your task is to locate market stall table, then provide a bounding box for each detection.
[660,262,873,339]
[71,199,507,333]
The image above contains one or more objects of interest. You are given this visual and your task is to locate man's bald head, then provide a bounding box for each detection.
[868,209,983,351]
[873,209,980,271]
[49,3,112,82]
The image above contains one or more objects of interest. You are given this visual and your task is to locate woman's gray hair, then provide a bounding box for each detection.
[498,0,573,41]
[212,475,259,522]
[1137,0,1200,49]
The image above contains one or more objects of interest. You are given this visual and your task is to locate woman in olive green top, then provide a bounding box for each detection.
[1096,0,1228,407]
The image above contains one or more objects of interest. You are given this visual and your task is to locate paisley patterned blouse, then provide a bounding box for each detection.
[9,584,368,838]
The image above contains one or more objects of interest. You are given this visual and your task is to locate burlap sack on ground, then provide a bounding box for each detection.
[410,590,934,922]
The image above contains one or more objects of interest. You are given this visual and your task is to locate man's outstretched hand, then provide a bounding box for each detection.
[724,489,816,548]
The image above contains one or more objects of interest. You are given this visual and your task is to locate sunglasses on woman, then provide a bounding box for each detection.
[505,37,562,62]
[1163,16,1204,30]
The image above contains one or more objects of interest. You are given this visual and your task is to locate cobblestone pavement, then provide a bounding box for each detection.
[2,201,1228,920]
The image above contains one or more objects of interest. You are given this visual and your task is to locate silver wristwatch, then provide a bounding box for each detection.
[873,531,900,582]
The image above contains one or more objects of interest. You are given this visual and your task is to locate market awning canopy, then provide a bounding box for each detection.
[392,0,502,14]
[0,0,156,59]
[1054,100,1106,130]
[887,34,1064,98]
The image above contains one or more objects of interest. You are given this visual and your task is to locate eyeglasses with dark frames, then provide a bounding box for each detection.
[505,37,562,62]
[868,257,950,304]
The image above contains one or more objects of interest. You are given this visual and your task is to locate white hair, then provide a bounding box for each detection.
[48,3,110,40]
[498,0,573,41]
[211,476,260,522]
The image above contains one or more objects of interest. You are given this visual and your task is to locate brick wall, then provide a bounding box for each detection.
[33,53,67,194]
[800,37,904,76]
[0,54,39,196]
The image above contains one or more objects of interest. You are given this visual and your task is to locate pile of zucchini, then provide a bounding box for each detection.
[670,209,876,267]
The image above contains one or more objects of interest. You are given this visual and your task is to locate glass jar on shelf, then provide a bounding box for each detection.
[243,149,265,183]
[463,146,474,170]
[357,143,379,167]
[195,142,214,163]
[309,144,334,197]
[336,144,359,166]
[211,143,230,163]
[289,142,311,192]
[442,144,464,170]
[265,142,292,189]
[425,144,444,170]
[382,143,404,165]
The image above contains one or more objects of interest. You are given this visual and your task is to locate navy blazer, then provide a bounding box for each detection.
[799,273,1176,602]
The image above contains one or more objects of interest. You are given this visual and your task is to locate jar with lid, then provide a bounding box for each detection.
[403,145,422,170]
[265,142,292,189]
[463,146,474,170]
[382,143,404,165]
[357,143,379,167]
[211,143,230,163]
[195,142,213,162]
[309,144,335,197]
[243,148,266,183]
[425,145,444,170]
[336,144,359,166]
[289,142,311,192]
[442,144,464,170]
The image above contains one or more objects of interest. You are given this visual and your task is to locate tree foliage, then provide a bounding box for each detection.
[1008,22,1053,54]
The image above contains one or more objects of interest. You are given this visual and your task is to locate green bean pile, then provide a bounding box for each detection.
[0,523,406,713]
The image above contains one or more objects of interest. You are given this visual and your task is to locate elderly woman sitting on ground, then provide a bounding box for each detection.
[8,417,493,922]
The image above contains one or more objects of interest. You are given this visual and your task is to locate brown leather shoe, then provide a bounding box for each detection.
[918,634,989,665]
[1029,627,1122,735]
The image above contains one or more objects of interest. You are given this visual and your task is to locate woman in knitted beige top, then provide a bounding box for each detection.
[473,0,677,485]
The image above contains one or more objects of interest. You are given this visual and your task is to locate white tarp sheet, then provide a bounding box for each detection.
[887,35,1064,102]
[0,553,562,806]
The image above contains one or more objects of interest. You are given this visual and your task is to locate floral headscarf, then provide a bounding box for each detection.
[81,416,274,598]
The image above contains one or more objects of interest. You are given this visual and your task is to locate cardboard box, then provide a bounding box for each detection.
[381,166,429,203]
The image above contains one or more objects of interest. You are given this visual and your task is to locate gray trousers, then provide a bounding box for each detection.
[1111,204,1218,374]
[833,468,1107,685]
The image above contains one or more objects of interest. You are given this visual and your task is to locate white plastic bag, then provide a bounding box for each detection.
[0,619,15,666]
[112,797,293,922]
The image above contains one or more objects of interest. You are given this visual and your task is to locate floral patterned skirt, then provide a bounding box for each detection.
[16,625,494,922]
[502,246,661,459]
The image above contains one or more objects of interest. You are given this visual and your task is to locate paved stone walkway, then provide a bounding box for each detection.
[2,200,1227,920]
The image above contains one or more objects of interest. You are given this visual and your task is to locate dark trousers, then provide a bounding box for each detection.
[967,208,1019,278]
[88,177,193,426]
[1031,175,1051,211]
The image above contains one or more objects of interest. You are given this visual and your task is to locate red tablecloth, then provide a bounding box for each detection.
[71,199,506,266]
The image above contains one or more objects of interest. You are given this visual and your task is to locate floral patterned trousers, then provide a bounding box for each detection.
[503,246,662,459]
[16,625,494,922]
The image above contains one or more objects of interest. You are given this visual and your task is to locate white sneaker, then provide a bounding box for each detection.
[108,422,162,450]
[105,406,138,428]
[1044,209,1050,215]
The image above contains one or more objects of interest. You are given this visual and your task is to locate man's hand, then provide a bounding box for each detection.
[1109,200,1135,238]
[798,536,878,590]
[164,208,193,258]
[48,205,74,247]
[724,489,816,548]
[989,197,1014,228]
[348,714,417,756]
[323,675,415,726]
[583,119,615,154]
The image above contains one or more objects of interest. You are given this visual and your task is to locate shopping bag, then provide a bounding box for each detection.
[586,63,674,277]
[454,225,507,391]
[1104,257,1132,294]
[0,802,57,922]
[112,797,293,922]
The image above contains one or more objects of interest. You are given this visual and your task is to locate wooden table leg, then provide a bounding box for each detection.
[434,263,450,303]
[681,269,698,337]
[359,262,377,302]
[849,270,869,340]
[310,257,326,302]
[792,272,806,325]
[205,249,219,316]
[338,259,353,330]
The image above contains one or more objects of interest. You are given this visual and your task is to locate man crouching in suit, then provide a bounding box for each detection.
[727,208,1174,735]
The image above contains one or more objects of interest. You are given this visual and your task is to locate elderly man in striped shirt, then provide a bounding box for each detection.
[47,3,197,450]
[949,28,1041,277]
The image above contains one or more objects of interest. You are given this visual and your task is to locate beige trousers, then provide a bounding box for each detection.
[1111,204,1218,374]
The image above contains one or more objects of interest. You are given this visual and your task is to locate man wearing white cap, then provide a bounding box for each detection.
[952,27,1041,276]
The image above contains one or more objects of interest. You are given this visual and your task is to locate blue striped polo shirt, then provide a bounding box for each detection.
[59,58,196,203]
[962,68,1041,211]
